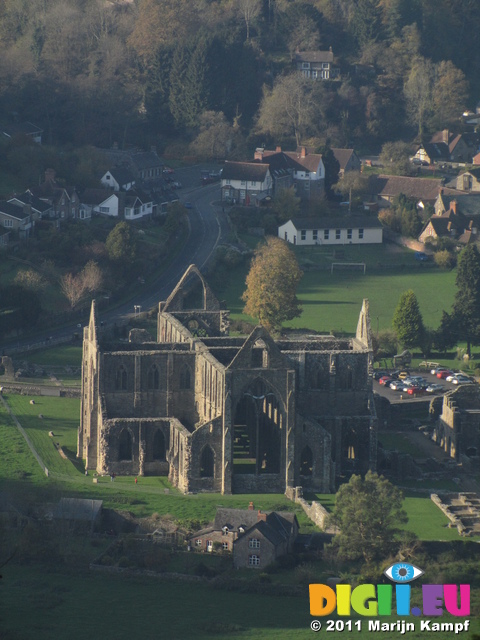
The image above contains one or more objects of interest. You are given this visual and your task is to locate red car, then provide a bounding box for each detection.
[379,376,393,385]
[437,369,454,379]
[407,385,426,395]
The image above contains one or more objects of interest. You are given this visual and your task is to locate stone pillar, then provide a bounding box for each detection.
[222,372,233,494]
[285,370,296,491]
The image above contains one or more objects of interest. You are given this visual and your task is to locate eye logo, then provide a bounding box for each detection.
[384,563,424,583]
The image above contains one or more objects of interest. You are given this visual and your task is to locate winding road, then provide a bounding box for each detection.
[1,168,227,353]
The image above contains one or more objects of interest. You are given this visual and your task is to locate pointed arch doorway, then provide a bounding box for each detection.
[233,379,283,476]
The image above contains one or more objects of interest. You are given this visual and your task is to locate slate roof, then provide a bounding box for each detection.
[105,166,135,186]
[9,192,53,214]
[214,507,261,532]
[294,50,334,63]
[236,512,298,548]
[286,215,382,230]
[331,148,355,170]
[222,161,270,182]
[258,149,323,174]
[369,175,443,202]
[436,193,480,217]
[422,142,450,161]
[81,188,113,205]
[0,200,30,219]
[2,121,43,137]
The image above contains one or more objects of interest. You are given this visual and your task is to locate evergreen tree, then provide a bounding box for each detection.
[351,0,382,48]
[320,147,341,201]
[144,46,174,133]
[451,244,480,356]
[106,222,137,266]
[392,289,424,348]
[168,44,191,130]
[183,38,210,129]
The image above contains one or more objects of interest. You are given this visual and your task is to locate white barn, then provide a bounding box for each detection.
[278,216,383,246]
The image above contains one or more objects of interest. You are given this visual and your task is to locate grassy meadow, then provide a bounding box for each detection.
[223,237,456,334]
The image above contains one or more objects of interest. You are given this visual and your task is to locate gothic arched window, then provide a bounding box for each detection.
[200,446,214,477]
[148,364,160,390]
[115,365,127,391]
[118,429,132,460]
[152,430,166,460]
[180,365,191,390]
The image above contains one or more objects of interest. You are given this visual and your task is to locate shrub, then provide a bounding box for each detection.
[434,250,456,269]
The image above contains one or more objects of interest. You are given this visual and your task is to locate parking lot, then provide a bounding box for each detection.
[373,367,477,402]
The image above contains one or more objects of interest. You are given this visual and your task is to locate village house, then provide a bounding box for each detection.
[294,49,340,80]
[221,162,273,205]
[254,146,325,200]
[448,168,480,193]
[188,504,299,568]
[2,121,43,144]
[331,148,361,177]
[29,169,80,222]
[0,200,35,239]
[79,188,154,220]
[278,216,383,246]
[100,167,136,192]
[368,174,444,209]
[413,130,471,165]
[418,200,476,246]
[8,192,54,221]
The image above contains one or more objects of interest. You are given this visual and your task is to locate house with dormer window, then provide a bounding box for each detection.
[221,162,273,205]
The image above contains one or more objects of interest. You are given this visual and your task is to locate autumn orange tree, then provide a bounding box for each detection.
[242,236,302,332]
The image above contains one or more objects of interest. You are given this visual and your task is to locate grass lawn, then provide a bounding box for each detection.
[17,344,83,367]
[216,240,457,334]
[2,562,478,640]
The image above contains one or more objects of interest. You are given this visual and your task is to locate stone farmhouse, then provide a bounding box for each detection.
[188,503,299,569]
[418,200,476,246]
[78,265,377,495]
[279,216,383,246]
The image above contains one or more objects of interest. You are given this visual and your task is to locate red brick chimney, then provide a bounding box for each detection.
[275,146,282,153]
[442,129,449,144]
[257,510,267,522]
[451,200,457,215]
[300,147,306,158]
[248,501,254,510]
[254,148,264,161]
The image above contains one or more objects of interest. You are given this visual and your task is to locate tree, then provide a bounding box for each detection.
[60,272,87,310]
[272,187,300,223]
[82,260,104,295]
[332,171,369,212]
[14,269,47,292]
[430,60,469,131]
[451,244,480,356]
[321,147,340,201]
[392,289,424,348]
[256,73,318,147]
[236,0,262,40]
[105,222,137,265]
[404,57,434,139]
[190,111,235,160]
[350,0,382,48]
[379,141,411,176]
[329,471,408,564]
[242,236,302,332]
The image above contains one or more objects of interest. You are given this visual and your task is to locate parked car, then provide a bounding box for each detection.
[431,366,449,376]
[452,375,474,385]
[379,376,393,385]
[445,372,462,382]
[389,380,406,391]
[397,371,410,380]
[407,385,426,396]
[437,370,454,379]
[426,383,445,394]
[373,371,387,380]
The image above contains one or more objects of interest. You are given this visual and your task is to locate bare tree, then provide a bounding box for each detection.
[14,269,47,292]
[236,0,262,40]
[60,273,87,310]
[82,260,104,295]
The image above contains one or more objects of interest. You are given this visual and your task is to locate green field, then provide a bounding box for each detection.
[220,240,457,334]
[2,562,478,640]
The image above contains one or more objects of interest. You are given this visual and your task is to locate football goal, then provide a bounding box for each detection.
[330,262,367,274]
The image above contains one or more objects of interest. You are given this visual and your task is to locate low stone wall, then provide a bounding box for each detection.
[431,493,467,536]
[0,383,80,398]
[285,487,330,530]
